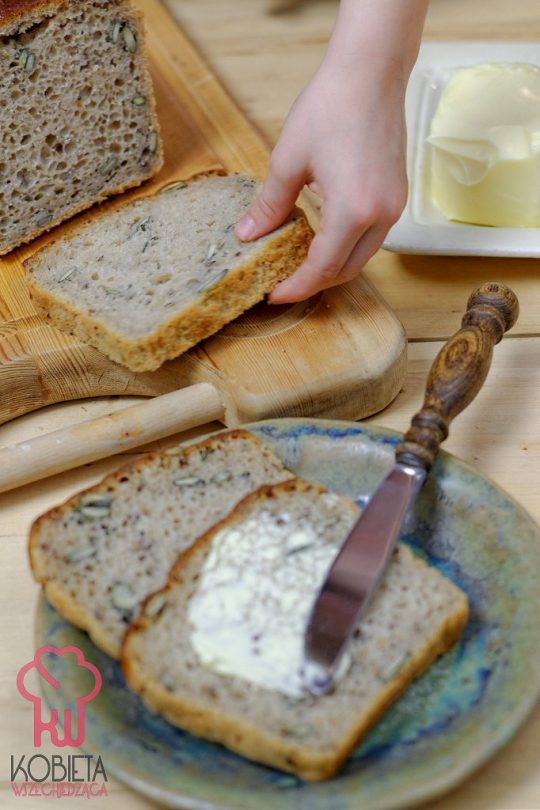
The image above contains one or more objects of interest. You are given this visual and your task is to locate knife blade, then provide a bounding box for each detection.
[303,462,425,694]
[303,281,519,695]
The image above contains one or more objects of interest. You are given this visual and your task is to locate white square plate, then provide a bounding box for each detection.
[384,41,540,256]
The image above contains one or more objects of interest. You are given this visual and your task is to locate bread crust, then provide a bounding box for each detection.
[0,0,164,254]
[122,481,469,781]
[0,0,66,34]
[125,606,467,781]
[24,171,314,371]
[28,428,282,659]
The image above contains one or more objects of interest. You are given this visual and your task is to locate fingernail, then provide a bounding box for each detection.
[235,214,257,241]
[268,281,291,304]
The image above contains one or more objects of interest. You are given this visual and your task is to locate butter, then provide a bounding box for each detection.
[187,500,351,698]
[427,63,540,227]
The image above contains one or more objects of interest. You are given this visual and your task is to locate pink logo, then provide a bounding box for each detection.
[17,646,102,748]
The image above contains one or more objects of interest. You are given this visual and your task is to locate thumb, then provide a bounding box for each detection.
[235,160,305,241]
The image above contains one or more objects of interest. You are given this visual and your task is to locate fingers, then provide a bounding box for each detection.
[276,198,371,292]
[269,221,390,303]
[269,184,405,303]
[235,152,306,241]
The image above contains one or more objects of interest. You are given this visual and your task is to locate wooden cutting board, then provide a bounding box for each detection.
[0,0,406,427]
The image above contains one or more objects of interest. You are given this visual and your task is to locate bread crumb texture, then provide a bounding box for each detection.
[0,0,162,254]
[122,479,469,781]
[29,429,293,659]
[25,172,313,370]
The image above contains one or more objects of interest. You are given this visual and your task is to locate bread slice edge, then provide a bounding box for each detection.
[28,428,278,659]
[121,479,469,781]
[24,171,313,370]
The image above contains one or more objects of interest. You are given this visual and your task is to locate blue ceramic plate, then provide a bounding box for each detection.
[36,418,540,810]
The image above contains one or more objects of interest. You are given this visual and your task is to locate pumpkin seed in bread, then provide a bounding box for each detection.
[29,429,293,659]
[0,0,163,255]
[24,172,313,371]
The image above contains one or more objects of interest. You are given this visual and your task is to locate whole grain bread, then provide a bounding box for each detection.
[23,171,313,371]
[0,0,163,255]
[122,478,469,781]
[29,429,293,659]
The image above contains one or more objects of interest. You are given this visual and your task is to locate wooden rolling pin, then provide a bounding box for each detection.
[0,283,517,495]
[0,383,226,494]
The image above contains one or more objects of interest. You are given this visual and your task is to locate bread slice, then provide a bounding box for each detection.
[29,429,293,659]
[0,0,163,256]
[23,171,313,371]
[122,479,469,781]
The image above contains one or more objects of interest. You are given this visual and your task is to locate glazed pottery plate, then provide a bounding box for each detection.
[36,418,540,810]
[384,41,540,256]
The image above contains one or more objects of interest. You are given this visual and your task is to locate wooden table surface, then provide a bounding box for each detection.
[2,1,540,808]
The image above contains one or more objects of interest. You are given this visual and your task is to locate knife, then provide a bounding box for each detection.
[303,281,519,695]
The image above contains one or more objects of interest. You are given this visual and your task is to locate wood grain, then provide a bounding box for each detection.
[0,0,406,427]
[2,1,540,809]
[2,336,540,810]
[397,283,519,469]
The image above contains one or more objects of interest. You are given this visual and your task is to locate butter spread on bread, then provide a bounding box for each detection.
[123,478,469,781]
[188,492,355,697]
[29,430,293,659]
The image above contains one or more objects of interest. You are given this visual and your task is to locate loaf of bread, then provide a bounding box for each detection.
[0,0,163,255]
[24,171,313,371]
[29,429,293,659]
[122,478,469,781]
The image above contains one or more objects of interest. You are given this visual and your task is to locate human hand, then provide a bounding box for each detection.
[235,60,408,303]
[235,0,427,303]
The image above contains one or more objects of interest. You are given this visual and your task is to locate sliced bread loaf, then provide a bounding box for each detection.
[0,0,163,255]
[23,171,313,371]
[122,478,469,781]
[29,429,293,659]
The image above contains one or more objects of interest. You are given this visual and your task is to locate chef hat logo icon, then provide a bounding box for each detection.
[17,645,102,748]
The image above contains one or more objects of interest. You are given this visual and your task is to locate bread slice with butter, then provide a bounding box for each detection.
[29,430,293,659]
[122,478,469,781]
[0,0,163,255]
[24,171,313,371]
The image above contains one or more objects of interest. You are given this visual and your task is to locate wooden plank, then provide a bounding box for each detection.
[0,0,406,426]
[424,0,540,40]
[366,337,540,517]
[139,0,271,176]
[2,2,540,809]
[2,335,538,525]
[364,252,540,341]
[1,335,540,810]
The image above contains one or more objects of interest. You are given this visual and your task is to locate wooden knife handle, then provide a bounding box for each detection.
[395,282,519,471]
